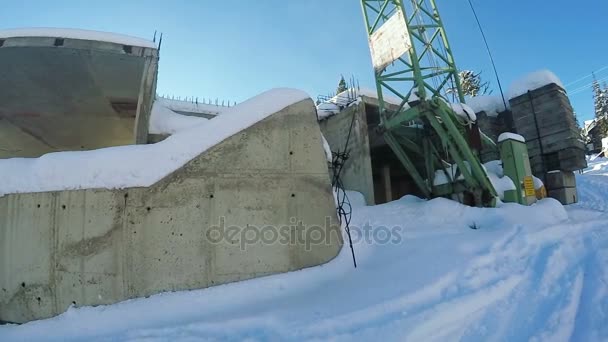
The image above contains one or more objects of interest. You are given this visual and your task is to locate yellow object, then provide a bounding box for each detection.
[536,186,547,200]
[523,176,536,197]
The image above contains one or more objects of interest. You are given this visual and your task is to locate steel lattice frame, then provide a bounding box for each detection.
[360,0,497,207]
[361,0,465,119]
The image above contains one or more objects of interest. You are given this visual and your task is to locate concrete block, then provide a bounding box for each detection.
[548,187,578,205]
[525,135,585,157]
[545,171,576,189]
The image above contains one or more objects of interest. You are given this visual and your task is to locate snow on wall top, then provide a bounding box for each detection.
[467,96,509,117]
[507,70,564,100]
[149,101,209,135]
[498,132,526,144]
[316,88,405,120]
[0,27,156,49]
[156,97,232,116]
[0,88,309,197]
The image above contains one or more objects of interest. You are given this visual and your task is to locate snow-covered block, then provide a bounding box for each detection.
[498,132,526,144]
[507,70,564,100]
[0,27,156,48]
[467,96,509,117]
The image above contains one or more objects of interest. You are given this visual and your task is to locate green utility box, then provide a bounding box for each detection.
[499,134,537,205]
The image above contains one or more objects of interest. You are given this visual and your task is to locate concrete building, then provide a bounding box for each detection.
[0,28,158,158]
[0,29,342,323]
[318,94,426,205]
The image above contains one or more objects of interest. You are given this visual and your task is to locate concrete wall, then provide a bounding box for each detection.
[319,102,375,205]
[0,99,342,323]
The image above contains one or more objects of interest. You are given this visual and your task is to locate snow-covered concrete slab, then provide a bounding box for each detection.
[0,27,156,48]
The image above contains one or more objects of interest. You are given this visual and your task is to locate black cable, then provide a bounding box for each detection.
[331,111,358,268]
[466,0,508,110]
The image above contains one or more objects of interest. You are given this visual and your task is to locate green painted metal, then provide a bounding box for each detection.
[360,0,497,207]
[499,138,537,205]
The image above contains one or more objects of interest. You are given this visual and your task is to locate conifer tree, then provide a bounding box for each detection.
[592,79,608,136]
[336,75,347,94]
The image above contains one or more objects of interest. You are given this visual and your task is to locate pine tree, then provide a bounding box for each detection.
[336,75,347,94]
[592,79,608,137]
[447,70,491,97]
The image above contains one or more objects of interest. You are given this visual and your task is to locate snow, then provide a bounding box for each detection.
[432,161,514,200]
[149,101,208,135]
[156,97,231,117]
[498,132,526,144]
[533,176,545,190]
[316,88,405,120]
[316,102,341,119]
[4,163,608,341]
[321,134,333,163]
[4,146,608,342]
[508,70,565,100]
[449,103,477,122]
[0,88,309,197]
[466,95,509,117]
[484,160,504,178]
[0,27,156,49]
[487,172,516,200]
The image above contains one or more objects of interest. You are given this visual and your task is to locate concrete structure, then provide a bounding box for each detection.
[0,28,158,158]
[0,98,342,323]
[509,83,586,204]
[319,100,375,205]
[545,170,578,204]
[509,83,586,175]
[476,110,513,163]
[319,96,426,205]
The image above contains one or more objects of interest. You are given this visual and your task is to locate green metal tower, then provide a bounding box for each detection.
[360,0,497,207]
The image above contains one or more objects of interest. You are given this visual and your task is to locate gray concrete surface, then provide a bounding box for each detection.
[319,101,375,205]
[0,36,158,158]
[0,99,342,323]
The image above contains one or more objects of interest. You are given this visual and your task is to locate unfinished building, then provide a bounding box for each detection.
[0,28,158,159]
[0,29,341,323]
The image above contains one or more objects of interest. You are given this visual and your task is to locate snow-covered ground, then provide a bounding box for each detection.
[2,160,608,341]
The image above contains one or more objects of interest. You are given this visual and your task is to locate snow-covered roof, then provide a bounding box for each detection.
[0,88,309,197]
[149,102,209,135]
[0,27,156,49]
[156,97,231,117]
[466,95,509,117]
[507,70,564,100]
[316,88,405,120]
[584,119,597,133]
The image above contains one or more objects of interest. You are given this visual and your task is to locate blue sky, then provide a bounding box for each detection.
[2,0,607,122]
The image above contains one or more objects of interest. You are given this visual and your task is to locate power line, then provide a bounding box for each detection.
[466,0,507,110]
[568,74,608,95]
[564,65,608,88]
